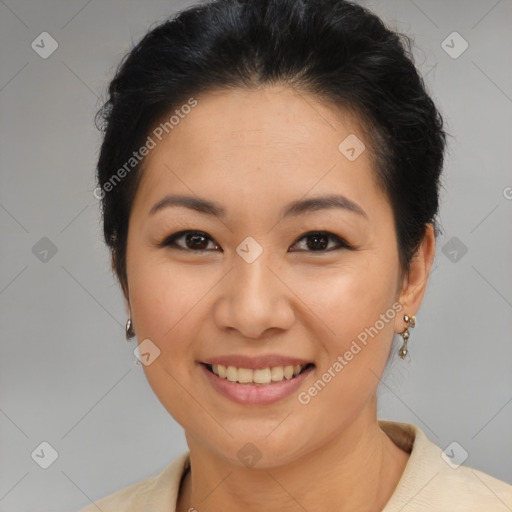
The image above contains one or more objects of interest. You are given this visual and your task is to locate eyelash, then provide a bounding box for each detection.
[157,230,353,253]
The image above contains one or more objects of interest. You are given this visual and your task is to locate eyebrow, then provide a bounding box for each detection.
[149,193,368,220]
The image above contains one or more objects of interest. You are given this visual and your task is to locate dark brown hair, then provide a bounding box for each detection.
[95,0,446,298]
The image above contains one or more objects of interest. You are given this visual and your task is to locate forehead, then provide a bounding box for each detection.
[149,86,364,159]
[132,86,389,223]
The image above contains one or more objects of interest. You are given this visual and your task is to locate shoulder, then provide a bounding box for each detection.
[379,420,512,511]
[403,462,512,511]
[77,451,190,512]
[437,464,512,508]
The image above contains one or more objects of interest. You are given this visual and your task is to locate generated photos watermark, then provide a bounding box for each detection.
[93,97,198,200]
[298,301,403,405]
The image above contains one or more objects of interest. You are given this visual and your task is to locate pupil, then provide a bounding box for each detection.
[188,233,207,250]
[307,233,327,251]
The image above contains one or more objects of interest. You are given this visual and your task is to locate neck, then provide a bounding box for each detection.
[177,399,409,512]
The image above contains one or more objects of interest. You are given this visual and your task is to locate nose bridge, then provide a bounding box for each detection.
[235,246,274,298]
[214,241,294,338]
[233,233,278,294]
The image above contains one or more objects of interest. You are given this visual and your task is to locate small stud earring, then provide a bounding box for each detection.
[398,314,416,359]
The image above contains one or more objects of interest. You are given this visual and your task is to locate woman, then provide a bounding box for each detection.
[81,0,512,510]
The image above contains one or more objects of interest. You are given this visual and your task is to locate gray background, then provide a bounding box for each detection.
[0,0,511,511]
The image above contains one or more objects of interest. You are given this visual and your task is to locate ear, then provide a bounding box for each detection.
[394,223,436,333]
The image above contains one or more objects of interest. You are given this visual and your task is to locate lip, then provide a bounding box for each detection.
[199,362,315,405]
[201,354,313,369]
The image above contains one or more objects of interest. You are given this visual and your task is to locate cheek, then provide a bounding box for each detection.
[296,255,399,374]
[127,253,180,342]
[306,260,397,332]
[291,265,398,429]
[127,257,208,427]
[127,254,224,363]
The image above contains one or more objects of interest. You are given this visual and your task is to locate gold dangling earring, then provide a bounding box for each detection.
[398,314,416,359]
[125,317,135,340]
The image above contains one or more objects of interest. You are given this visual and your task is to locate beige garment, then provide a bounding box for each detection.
[78,420,512,511]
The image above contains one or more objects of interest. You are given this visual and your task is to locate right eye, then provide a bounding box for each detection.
[157,230,221,252]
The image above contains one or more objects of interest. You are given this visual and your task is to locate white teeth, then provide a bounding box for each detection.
[208,363,309,385]
[270,366,284,381]
[238,367,253,383]
[283,365,294,380]
[226,366,238,382]
[253,368,272,384]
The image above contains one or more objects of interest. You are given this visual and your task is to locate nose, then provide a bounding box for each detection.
[212,251,295,339]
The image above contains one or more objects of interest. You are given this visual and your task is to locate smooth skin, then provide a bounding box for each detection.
[124,85,436,512]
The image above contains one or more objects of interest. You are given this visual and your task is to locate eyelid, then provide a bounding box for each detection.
[157,229,353,252]
[156,230,220,251]
[290,231,353,252]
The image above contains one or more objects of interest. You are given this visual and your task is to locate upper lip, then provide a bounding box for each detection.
[201,354,313,369]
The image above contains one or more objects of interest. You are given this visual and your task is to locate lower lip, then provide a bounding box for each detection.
[199,363,314,405]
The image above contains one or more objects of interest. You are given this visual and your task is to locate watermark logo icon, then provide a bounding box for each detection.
[237,442,262,468]
[338,134,366,161]
[31,32,58,59]
[31,441,59,469]
[441,441,469,469]
[441,32,468,59]
[134,338,161,366]
[442,236,468,263]
[32,237,58,263]
[236,236,263,264]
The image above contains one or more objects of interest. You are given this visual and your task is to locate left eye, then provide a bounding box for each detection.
[158,230,220,252]
[290,231,351,252]
[157,230,351,253]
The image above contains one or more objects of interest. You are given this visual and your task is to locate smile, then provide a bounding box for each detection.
[199,362,316,405]
[204,363,314,385]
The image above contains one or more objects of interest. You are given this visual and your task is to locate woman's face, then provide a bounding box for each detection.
[126,85,408,467]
